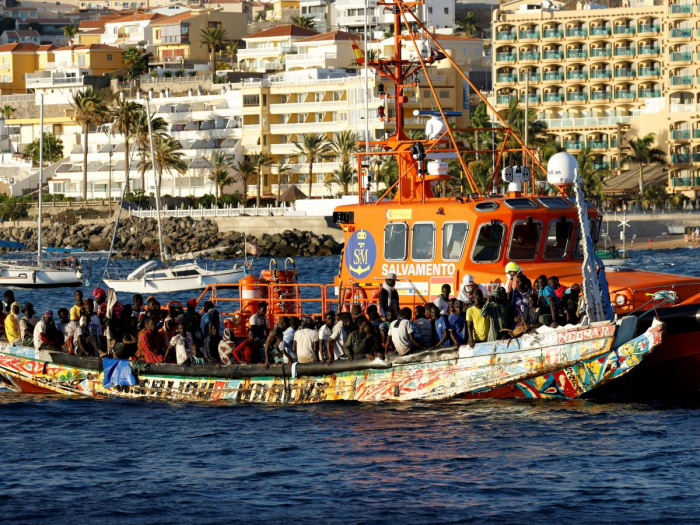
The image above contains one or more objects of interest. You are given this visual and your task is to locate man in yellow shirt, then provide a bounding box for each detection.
[4,302,21,345]
[466,289,490,348]
[69,290,84,322]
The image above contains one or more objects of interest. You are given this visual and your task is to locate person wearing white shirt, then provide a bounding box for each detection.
[327,312,353,362]
[294,318,320,363]
[387,307,425,356]
[456,274,488,305]
[248,302,269,340]
[318,311,335,361]
[432,284,452,316]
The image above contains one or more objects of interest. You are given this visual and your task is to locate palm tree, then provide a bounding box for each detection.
[622,133,667,194]
[62,23,79,44]
[1,104,14,119]
[275,163,291,205]
[454,12,478,36]
[72,87,109,200]
[467,159,493,194]
[225,40,239,69]
[207,150,236,205]
[469,102,491,161]
[500,98,548,165]
[111,99,140,192]
[406,129,426,141]
[576,147,609,204]
[330,130,358,165]
[328,163,356,196]
[200,26,228,76]
[641,184,667,209]
[289,15,315,29]
[234,159,256,205]
[133,110,168,194]
[377,156,398,195]
[248,152,274,206]
[293,133,331,197]
[145,134,187,193]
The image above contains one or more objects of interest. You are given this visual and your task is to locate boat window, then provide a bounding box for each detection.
[544,218,574,260]
[537,197,572,209]
[442,222,469,260]
[172,269,199,277]
[151,272,167,279]
[471,221,506,263]
[508,219,542,260]
[474,201,500,212]
[411,222,435,261]
[384,223,408,261]
[504,198,538,210]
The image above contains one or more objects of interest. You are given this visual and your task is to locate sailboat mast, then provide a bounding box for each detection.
[145,97,167,263]
[37,93,44,266]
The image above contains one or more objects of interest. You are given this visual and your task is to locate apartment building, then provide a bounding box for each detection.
[101,11,165,50]
[239,24,319,71]
[492,0,700,197]
[300,0,335,32]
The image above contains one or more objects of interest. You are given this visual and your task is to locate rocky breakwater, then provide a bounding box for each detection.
[1,216,343,258]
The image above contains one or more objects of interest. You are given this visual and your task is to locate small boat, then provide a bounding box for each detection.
[0,318,663,403]
[595,247,628,267]
[103,260,246,294]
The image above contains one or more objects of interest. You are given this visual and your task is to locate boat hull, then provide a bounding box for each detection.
[0,267,82,288]
[0,321,661,403]
[103,267,245,294]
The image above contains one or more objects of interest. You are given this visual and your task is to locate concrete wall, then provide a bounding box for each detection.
[602,213,700,240]
[210,215,343,241]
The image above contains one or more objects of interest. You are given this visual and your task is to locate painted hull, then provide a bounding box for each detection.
[0,321,661,403]
[0,266,82,288]
[103,267,246,294]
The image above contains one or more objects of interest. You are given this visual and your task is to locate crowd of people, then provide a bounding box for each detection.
[0,263,585,367]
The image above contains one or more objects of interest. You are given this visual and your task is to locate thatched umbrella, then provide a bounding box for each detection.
[279,185,308,202]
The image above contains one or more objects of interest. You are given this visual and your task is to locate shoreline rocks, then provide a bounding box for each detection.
[0,216,343,259]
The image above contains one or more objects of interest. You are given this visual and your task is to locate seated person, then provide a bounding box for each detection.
[33,311,62,352]
[362,322,384,360]
[344,316,367,361]
[218,328,238,365]
[429,304,457,348]
[293,317,319,364]
[387,307,425,356]
[169,321,203,365]
[74,314,102,357]
[448,300,467,345]
[5,302,21,346]
[264,317,293,368]
[201,323,221,364]
[139,317,171,363]
[233,328,260,364]
[20,303,40,347]
[413,305,434,347]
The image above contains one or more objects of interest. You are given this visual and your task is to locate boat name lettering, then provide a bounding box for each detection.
[385,209,412,220]
[381,263,457,277]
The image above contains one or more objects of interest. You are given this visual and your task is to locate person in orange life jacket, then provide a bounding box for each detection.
[433,284,452,317]
[378,272,400,318]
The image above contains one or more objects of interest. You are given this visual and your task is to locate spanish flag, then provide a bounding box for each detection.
[351,39,365,65]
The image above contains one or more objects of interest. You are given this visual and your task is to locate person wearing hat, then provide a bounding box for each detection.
[504,262,522,294]
[19,303,40,346]
[4,301,21,346]
[33,311,62,351]
[379,272,400,318]
[456,274,488,305]
[93,287,108,318]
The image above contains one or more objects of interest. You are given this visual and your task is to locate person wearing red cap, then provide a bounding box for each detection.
[93,287,108,318]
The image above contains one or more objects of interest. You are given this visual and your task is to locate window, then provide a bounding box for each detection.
[107,54,113,61]
[439,90,449,98]
[472,221,506,262]
[262,94,267,106]
[384,223,408,261]
[442,222,469,260]
[428,6,432,13]
[544,218,573,259]
[444,7,449,13]
[78,55,86,66]
[508,219,542,260]
[412,223,435,261]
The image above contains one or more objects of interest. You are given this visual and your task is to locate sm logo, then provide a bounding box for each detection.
[345,229,376,279]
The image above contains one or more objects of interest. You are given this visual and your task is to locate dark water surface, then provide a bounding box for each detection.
[1,250,700,523]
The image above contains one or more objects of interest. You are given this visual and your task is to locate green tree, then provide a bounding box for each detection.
[234,159,256,205]
[467,158,493,194]
[200,26,228,76]
[500,97,548,165]
[275,163,291,205]
[576,147,609,204]
[293,133,331,198]
[62,23,78,43]
[290,15,316,29]
[454,11,478,36]
[330,130,358,165]
[122,46,150,79]
[641,184,667,209]
[328,163,356,196]
[406,129,426,141]
[133,111,167,194]
[1,104,14,119]
[621,133,667,194]
[145,134,187,191]
[248,152,274,207]
[377,156,398,196]
[24,132,64,166]
[225,40,239,69]
[207,150,236,205]
[111,99,141,191]
[468,102,491,161]
[71,87,110,200]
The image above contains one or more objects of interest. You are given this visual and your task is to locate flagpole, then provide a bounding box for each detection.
[363,0,370,203]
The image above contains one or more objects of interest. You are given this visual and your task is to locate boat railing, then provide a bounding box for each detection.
[609,282,700,312]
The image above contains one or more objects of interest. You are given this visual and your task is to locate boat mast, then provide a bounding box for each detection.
[145,97,167,264]
[363,0,371,202]
[37,93,44,266]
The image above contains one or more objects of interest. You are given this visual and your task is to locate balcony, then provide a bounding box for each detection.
[542,29,562,38]
[638,68,660,77]
[614,26,636,35]
[590,48,611,58]
[694,153,700,162]
[639,89,662,98]
[496,74,516,83]
[567,92,588,102]
[671,75,693,85]
[497,95,514,104]
[670,28,693,38]
[591,91,612,100]
[672,153,691,163]
[694,129,700,138]
[614,69,636,78]
[593,161,610,170]
[638,46,660,56]
[519,30,540,39]
[519,73,541,81]
[544,93,564,102]
[588,140,609,149]
[237,46,292,58]
[670,102,696,111]
[543,50,562,60]
[543,71,564,81]
[614,47,635,56]
[567,71,587,80]
[672,129,691,139]
[564,141,585,150]
[496,31,516,41]
[538,115,631,127]
[285,52,338,68]
[496,53,517,62]
[590,69,611,79]
[671,51,693,62]
[615,90,636,99]
[669,3,693,13]
[670,177,700,187]
[519,94,541,103]
[638,24,660,34]
[566,28,587,37]
[590,27,610,36]
[520,52,541,61]
[567,50,587,59]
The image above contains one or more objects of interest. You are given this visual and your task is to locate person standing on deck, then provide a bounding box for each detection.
[387,307,425,355]
[457,274,486,305]
[378,273,400,318]
[5,302,21,345]
[481,288,513,342]
[70,290,83,322]
[248,302,270,341]
[466,289,490,348]
[326,312,353,363]
[433,284,452,317]
[504,262,522,295]
[293,317,319,364]
[318,311,335,362]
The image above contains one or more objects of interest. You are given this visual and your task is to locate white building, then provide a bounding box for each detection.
[300,0,336,33]
[335,0,455,37]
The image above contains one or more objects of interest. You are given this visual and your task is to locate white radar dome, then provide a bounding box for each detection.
[547,151,578,186]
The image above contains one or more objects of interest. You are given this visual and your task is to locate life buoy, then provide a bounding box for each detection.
[166,300,183,310]
[342,285,368,312]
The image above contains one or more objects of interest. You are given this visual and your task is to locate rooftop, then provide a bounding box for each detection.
[53,43,123,51]
[245,24,319,39]
[295,29,361,43]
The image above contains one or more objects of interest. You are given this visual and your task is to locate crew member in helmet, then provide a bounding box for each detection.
[504,262,522,295]
[456,274,487,305]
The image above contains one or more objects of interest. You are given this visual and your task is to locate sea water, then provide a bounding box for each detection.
[1,249,699,523]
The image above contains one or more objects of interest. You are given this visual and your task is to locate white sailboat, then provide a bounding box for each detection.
[102,96,246,294]
[0,95,84,288]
